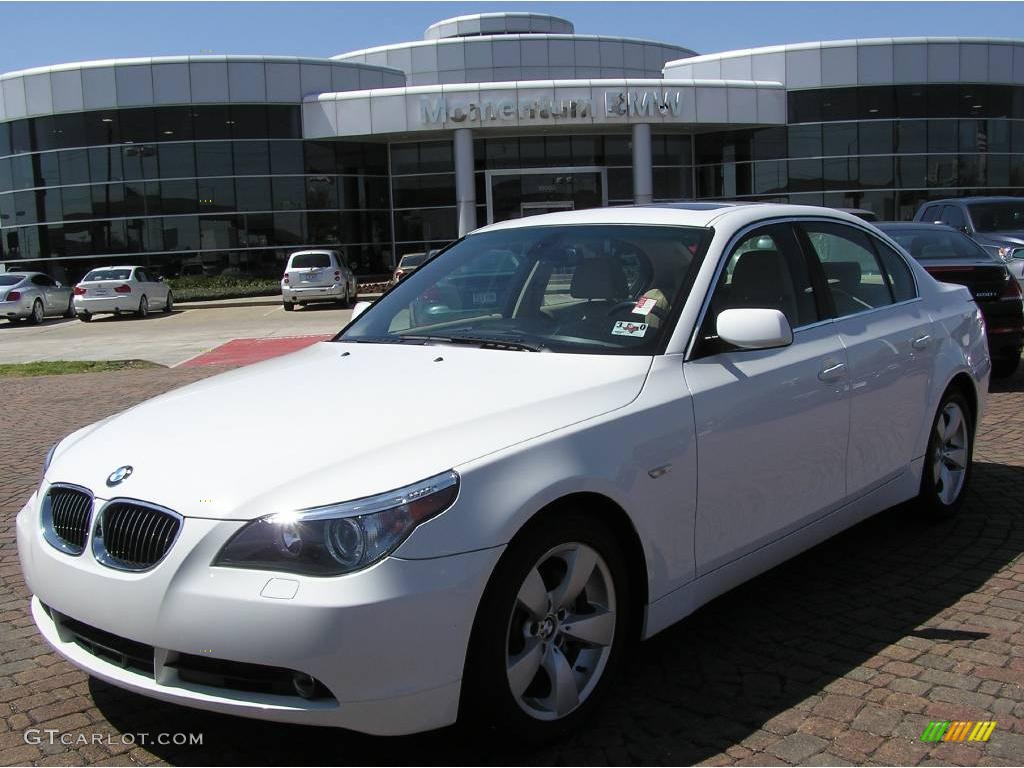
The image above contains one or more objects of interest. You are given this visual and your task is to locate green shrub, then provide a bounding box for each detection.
[167,276,282,302]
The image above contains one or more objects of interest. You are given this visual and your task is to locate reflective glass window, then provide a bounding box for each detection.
[860,87,894,119]
[200,216,239,250]
[895,120,927,154]
[193,106,232,140]
[155,106,194,141]
[122,144,159,180]
[32,117,58,152]
[161,179,198,215]
[895,86,928,119]
[305,176,338,210]
[392,174,454,208]
[89,146,123,183]
[91,182,124,219]
[123,181,146,216]
[928,156,958,187]
[897,156,927,188]
[0,158,8,191]
[571,136,601,166]
[11,120,32,154]
[233,141,270,175]
[304,141,337,174]
[859,156,894,188]
[144,181,162,216]
[754,160,787,194]
[928,121,958,153]
[273,212,305,245]
[59,149,91,185]
[859,121,893,155]
[788,90,822,123]
[307,212,341,244]
[162,215,200,251]
[60,186,92,220]
[0,193,13,227]
[198,178,236,212]
[240,212,274,248]
[40,187,61,223]
[158,143,195,179]
[0,122,10,156]
[788,159,823,192]
[195,142,233,177]
[235,176,272,211]
[266,106,302,139]
[119,108,155,143]
[604,135,632,165]
[36,152,60,187]
[788,124,822,158]
[753,128,787,161]
[11,155,34,189]
[269,140,304,175]
[653,166,693,199]
[822,123,857,157]
[272,176,306,211]
[607,167,633,200]
[821,89,858,121]
[230,105,268,140]
[85,112,120,146]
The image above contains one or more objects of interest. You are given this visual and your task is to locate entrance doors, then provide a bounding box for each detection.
[487,167,607,224]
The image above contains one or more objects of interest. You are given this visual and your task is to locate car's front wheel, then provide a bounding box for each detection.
[916,388,974,518]
[462,513,630,742]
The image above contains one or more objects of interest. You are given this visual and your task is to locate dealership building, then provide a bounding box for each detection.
[2,11,1024,280]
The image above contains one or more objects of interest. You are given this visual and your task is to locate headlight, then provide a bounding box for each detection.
[213,471,459,576]
[42,441,59,482]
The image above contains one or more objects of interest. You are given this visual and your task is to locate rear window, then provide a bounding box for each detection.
[83,269,132,281]
[399,253,427,268]
[886,229,994,261]
[0,275,24,286]
[290,253,332,269]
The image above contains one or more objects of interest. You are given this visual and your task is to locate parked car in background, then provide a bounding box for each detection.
[834,207,879,222]
[281,250,357,311]
[387,251,431,289]
[914,197,1024,282]
[20,204,988,740]
[879,223,1023,378]
[73,266,172,321]
[0,272,74,324]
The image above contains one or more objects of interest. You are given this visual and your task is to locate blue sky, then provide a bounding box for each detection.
[1,2,1021,74]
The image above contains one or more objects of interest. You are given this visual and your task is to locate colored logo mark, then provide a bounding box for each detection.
[921,721,996,742]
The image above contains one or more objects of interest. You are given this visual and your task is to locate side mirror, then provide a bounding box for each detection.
[716,308,793,350]
[55,281,62,288]
[350,300,372,320]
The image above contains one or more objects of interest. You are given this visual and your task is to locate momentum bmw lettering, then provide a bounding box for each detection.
[17,203,988,739]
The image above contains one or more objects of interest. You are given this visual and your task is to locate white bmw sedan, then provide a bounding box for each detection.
[17,204,988,740]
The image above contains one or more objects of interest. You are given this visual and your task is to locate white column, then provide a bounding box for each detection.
[454,127,477,236]
[632,123,653,205]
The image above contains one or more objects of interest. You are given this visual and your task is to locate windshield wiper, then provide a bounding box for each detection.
[338,333,545,351]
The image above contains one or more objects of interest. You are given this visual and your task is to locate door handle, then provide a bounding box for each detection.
[818,361,846,382]
[912,334,931,350]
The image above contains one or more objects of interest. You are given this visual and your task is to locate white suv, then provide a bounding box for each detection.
[281,250,357,311]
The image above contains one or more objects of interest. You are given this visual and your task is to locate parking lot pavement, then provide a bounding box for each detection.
[0,300,352,367]
[1,365,1023,766]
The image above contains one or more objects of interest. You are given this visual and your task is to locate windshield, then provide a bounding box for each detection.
[967,202,1024,232]
[290,253,332,269]
[0,275,24,286]
[885,228,995,261]
[83,269,131,281]
[342,224,710,355]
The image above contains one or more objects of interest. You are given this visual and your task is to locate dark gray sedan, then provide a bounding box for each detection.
[0,272,74,324]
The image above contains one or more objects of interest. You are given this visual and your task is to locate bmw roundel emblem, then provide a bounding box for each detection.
[106,465,133,486]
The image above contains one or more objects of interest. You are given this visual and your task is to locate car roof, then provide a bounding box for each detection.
[88,265,141,270]
[473,202,871,234]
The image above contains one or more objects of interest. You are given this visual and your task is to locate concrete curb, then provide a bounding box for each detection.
[178,294,382,310]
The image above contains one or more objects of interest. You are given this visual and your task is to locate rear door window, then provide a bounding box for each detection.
[941,205,967,230]
[798,221,895,316]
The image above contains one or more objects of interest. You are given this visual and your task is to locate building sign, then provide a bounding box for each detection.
[419,88,686,125]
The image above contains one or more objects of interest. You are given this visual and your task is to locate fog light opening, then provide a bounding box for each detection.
[292,672,318,699]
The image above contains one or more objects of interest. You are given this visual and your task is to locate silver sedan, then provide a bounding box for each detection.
[0,272,74,324]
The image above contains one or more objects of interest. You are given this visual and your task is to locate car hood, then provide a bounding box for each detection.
[46,341,653,520]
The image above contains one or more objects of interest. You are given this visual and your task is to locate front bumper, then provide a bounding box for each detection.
[17,491,502,735]
[1,298,31,318]
[74,296,135,315]
[282,283,344,303]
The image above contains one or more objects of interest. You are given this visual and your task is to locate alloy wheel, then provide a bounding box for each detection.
[31,300,43,324]
[505,542,616,721]
[933,401,969,506]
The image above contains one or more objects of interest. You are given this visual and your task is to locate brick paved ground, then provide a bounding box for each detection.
[1,365,1023,766]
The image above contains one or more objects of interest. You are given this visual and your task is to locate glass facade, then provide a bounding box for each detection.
[0,105,392,281]
[694,84,1024,220]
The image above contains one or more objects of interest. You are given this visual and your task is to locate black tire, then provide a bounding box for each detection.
[163,292,173,313]
[29,299,44,325]
[64,297,75,318]
[136,295,149,318]
[283,302,295,312]
[77,313,92,322]
[992,355,1020,379]
[915,388,974,519]
[461,513,631,744]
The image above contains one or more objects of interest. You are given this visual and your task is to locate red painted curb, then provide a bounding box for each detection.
[180,335,332,368]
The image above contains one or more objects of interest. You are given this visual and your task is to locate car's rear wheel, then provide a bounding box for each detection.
[137,295,149,318]
[283,301,294,312]
[29,299,44,325]
[992,355,1020,379]
[77,312,92,322]
[64,297,75,318]
[163,292,173,313]
[337,285,349,307]
[916,389,974,518]
[462,513,629,743]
